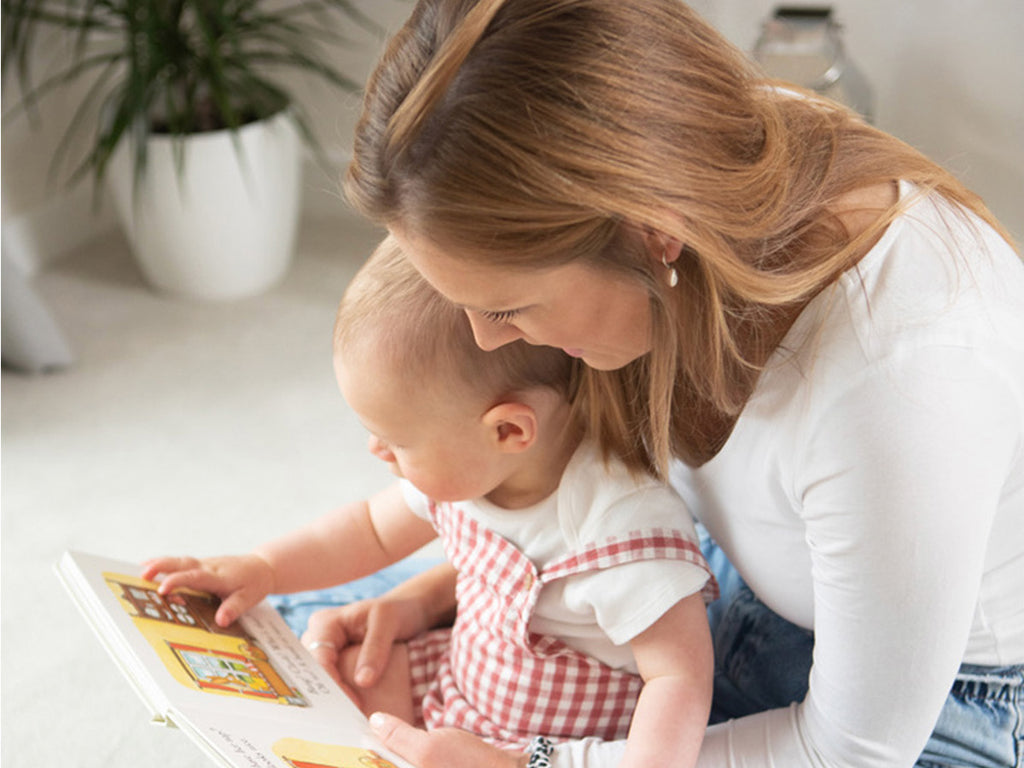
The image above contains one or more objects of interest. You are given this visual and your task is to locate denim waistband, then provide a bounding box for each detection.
[951,663,1024,702]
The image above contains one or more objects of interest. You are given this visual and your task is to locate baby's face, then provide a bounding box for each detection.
[334,344,509,503]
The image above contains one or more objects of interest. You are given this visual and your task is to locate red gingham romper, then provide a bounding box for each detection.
[405,500,718,748]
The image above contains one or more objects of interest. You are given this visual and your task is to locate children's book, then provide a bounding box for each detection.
[57,550,413,768]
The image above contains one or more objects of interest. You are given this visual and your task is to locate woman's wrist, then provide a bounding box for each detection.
[525,737,554,768]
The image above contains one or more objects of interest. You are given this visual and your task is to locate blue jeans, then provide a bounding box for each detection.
[701,532,1023,767]
[268,557,444,637]
[917,664,1024,768]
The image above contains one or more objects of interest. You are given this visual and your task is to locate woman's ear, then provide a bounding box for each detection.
[640,228,685,266]
[481,402,538,453]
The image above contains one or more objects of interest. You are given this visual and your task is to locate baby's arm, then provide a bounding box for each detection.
[620,592,713,768]
[142,482,437,626]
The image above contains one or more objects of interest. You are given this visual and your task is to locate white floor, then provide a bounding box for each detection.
[1,215,421,767]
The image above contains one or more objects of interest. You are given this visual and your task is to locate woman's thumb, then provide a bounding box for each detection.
[369,712,520,768]
[369,713,425,761]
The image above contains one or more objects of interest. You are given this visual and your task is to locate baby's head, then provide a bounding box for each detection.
[334,236,576,502]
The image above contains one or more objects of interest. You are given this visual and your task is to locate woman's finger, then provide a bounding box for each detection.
[368,713,523,768]
[302,609,354,686]
[304,607,354,649]
[352,603,400,687]
[303,637,343,685]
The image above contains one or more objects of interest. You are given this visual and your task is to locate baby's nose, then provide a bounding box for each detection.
[368,435,394,463]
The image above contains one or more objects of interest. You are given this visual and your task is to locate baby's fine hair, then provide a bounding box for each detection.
[334,236,575,403]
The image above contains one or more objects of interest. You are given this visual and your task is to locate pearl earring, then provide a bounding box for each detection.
[662,251,679,288]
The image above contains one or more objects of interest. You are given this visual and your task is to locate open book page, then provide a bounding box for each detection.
[57,550,412,768]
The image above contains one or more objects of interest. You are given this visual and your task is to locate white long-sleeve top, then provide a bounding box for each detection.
[556,182,1024,767]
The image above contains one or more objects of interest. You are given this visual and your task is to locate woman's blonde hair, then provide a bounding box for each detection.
[345,0,1016,475]
[335,235,575,405]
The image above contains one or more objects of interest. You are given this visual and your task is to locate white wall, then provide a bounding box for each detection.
[3,0,1021,273]
[1,26,124,273]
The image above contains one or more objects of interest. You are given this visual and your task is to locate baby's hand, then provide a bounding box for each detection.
[140,554,275,627]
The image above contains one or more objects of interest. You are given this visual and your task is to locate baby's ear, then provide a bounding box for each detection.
[482,402,538,453]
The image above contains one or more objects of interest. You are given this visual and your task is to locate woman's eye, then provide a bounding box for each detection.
[481,309,520,324]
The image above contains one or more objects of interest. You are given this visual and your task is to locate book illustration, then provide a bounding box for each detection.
[60,552,414,768]
[273,738,400,768]
[109,575,248,637]
[105,571,307,706]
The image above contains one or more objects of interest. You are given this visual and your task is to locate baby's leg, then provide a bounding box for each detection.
[338,643,416,724]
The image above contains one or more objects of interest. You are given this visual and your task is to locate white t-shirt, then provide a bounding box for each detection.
[401,440,711,672]
[559,182,1024,767]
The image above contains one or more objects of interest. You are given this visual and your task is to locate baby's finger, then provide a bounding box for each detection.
[155,568,224,596]
[214,590,259,628]
[140,556,200,582]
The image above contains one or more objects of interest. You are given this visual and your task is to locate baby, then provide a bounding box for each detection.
[144,236,716,767]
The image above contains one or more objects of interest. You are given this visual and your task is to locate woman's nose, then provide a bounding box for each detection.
[368,435,395,463]
[465,311,523,351]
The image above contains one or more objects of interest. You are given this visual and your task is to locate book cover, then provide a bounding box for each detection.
[57,550,412,768]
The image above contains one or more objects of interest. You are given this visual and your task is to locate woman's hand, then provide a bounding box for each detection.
[141,554,275,627]
[301,562,459,688]
[301,596,423,689]
[369,713,526,768]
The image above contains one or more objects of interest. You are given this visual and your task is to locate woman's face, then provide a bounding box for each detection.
[393,230,654,371]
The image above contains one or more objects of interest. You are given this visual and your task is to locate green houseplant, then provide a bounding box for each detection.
[1,0,380,300]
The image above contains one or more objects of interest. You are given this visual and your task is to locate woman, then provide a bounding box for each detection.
[319,0,1024,765]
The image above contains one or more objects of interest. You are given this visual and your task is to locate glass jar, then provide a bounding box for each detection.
[753,6,874,123]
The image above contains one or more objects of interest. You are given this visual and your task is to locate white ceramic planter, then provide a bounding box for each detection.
[107,109,301,301]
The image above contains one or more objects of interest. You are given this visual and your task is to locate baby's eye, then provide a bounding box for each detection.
[480,309,521,324]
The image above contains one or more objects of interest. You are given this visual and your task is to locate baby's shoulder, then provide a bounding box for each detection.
[557,443,695,547]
